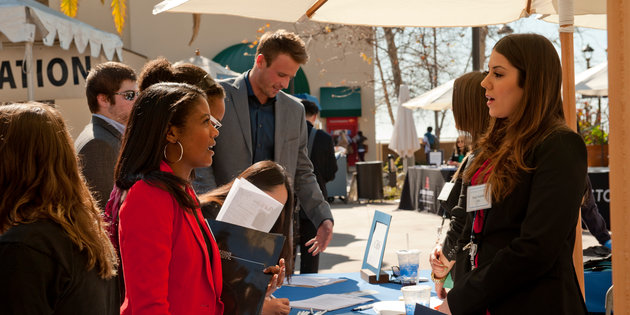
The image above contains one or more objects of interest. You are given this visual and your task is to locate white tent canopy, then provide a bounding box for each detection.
[575,61,608,97]
[0,0,123,60]
[401,79,455,111]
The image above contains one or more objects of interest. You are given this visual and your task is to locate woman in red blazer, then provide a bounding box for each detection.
[114,82,224,314]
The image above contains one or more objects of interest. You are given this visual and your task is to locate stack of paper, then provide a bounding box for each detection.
[283,276,347,288]
[290,294,373,311]
[216,178,284,232]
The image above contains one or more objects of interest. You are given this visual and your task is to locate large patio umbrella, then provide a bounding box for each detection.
[0,0,123,101]
[154,0,603,28]
[388,85,420,172]
[401,79,455,111]
[543,13,606,30]
[575,61,608,97]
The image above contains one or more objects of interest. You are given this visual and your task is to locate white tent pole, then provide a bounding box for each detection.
[25,41,34,101]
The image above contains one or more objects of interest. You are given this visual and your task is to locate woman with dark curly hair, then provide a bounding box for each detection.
[112,83,223,314]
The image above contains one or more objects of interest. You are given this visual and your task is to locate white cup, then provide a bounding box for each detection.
[401,284,431,315]
[396,249,420,285]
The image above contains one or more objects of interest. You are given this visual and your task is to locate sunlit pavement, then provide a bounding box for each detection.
[299,200,599,274]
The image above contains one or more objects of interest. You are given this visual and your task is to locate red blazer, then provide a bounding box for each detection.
[119,162,223,315]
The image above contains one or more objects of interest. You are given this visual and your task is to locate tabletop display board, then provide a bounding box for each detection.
[360,210,392,283]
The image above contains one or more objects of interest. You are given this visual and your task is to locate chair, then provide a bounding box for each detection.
[605,284,613,315]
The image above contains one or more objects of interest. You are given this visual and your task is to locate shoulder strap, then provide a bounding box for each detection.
[307,128,317,157]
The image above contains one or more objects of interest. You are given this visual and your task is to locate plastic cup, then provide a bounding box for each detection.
[396,249,420,285]
[401,284,431,315]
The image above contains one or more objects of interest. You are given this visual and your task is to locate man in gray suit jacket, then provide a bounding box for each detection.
[75,62,137,210]
[196,30,334,258]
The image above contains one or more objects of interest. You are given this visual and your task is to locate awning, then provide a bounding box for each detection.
[320,86,361,118]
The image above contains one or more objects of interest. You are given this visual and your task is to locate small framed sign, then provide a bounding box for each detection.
[428,151,443,166]
[361,210,392,283]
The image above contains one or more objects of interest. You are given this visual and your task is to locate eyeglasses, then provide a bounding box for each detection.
[210,115,222,130]
[114,90,139,101]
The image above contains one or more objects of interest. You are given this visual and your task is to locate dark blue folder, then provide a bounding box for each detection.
[206,219,286,315]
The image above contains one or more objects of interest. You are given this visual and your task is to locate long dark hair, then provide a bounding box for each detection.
[114,82,206,211]
[465,33,568,201]
[0,103,117,279]
[199,161,295,275]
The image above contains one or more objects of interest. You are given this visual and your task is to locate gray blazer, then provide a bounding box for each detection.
[75,115,122,210]
[195,73,332,227]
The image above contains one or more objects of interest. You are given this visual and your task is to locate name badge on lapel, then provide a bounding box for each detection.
[467,184,492,212]
[437,182,455,201]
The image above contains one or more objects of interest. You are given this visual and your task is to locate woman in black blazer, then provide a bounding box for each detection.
[0,103,119,314]
[440,34,588,314]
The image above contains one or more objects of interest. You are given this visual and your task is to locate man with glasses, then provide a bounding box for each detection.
[76,62,137,210]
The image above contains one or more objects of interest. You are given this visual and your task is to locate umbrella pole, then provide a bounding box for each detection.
[26,41,34,101]
[608,1,630,312]
[403,157,408,174]
[558,0,584,296]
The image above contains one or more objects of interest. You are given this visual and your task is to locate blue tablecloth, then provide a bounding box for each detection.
[274,270,436,314]
[275,269,610,314]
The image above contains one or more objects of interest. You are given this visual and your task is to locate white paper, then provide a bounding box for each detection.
[437,182,455,201]
[428,151,443,165]
[366,221,387,268]
[290,294,373,311]
[466,184,492,212]
[283,275,347,288]
[215,178,284,232]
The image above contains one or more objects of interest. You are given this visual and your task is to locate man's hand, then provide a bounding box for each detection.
[305,219,333,256]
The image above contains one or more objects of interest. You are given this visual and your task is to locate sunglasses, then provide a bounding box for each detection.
[114,90,140,101]
[210,115,222,130]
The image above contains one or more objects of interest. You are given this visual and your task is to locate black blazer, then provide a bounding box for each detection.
[448,129,588,315]
[0,220,119,314]
[307,121,338,197]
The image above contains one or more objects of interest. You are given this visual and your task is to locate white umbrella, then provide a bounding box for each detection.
[401,79,455,111]
[177,50,240,79]
[575,61,607,97]
[153,0,604,28]
[0,0,123,101]
[389,85,421,168]
[542,14,606,30]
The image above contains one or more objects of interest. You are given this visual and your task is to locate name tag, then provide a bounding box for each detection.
[437,182,455,201]
[467,184,492,212]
